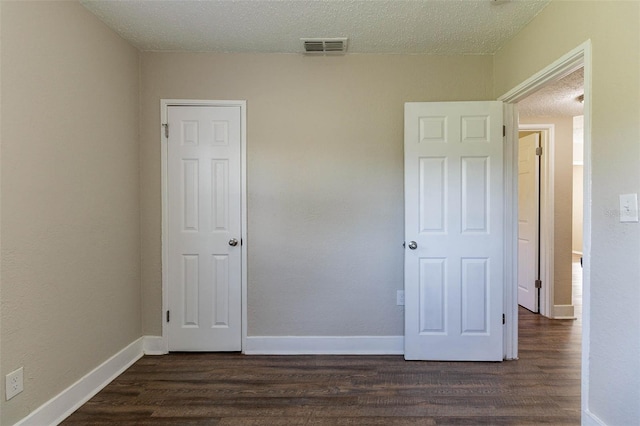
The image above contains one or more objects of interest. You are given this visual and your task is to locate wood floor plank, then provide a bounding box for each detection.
[63,306,581,425]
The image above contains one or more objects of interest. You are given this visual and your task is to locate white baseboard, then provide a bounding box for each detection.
[16,337,144,426]
[553,304,576,319]
[583,409,607,426]
[143,335,167,355]
[244,335,404,355]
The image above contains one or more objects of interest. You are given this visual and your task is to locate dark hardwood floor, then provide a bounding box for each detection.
[63,304,581,425]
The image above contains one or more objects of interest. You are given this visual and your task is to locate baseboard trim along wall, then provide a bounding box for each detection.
[13,335,401,424]
[143,335,167,355]
[244,336,405,355]
[16,337,145,426]
[553,304,576,320]
[583,409,607,426]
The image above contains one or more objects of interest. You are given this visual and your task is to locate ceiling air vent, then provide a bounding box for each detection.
[301,38,348,55]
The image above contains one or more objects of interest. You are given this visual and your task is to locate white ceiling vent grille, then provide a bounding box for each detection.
[301,38,348,55]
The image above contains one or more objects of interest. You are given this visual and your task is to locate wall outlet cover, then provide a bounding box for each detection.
[6,367,24,400]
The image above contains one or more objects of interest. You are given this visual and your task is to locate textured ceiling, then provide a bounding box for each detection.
[81,1,580,116]
[519,68,584,117]
[80,0,549,54]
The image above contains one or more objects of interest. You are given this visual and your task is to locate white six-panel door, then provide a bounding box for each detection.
[404,101,504,361]
[167,105,242,351]
[517,132,540,312]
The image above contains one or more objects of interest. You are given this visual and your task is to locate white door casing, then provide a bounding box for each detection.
[517,132,540,312]
[166,104,243,351]
[404,101,504,361]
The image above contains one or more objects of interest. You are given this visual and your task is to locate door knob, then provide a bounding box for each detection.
[228,238,239,247]
[408,241,418,250]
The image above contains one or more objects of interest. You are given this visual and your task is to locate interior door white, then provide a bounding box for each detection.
[517,132,540,312]
[404,101,504,361]
[167,105,242,351]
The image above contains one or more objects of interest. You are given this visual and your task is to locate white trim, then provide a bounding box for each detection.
[244,336,404,355]
[518,124,555,318]
[581,42,593,426]
[240,102,248,354]
[572,250,583,256]
[498,42,587,104]
[552,304,576,319]
[143,335,167,355]
[498,39,592,422]
[503,102,518,360]
[583,409,607,426]
[16,338,143,426]
[160,99,248,354]
[160,101,170,353]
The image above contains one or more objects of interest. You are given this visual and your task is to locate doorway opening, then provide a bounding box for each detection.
[517,67,584,320]
[499,39,591,419]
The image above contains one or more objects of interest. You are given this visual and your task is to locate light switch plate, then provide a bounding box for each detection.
[619,193,639,223]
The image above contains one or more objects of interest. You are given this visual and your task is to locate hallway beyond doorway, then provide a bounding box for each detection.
[572,253,583,321]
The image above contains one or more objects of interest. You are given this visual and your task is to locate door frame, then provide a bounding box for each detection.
[518,125,555,318]
[160,99,248,353]
[499,41,591,366]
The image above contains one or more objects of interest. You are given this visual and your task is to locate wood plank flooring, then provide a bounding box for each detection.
[63,304,580,425]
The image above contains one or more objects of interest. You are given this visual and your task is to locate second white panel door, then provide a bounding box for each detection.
[404,101,504,361]
[517,132,540,313]
[167,105,242,351]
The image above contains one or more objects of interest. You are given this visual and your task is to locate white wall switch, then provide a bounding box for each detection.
[619,193,639,223]
[396,290,405,306]
[6,367,24,400]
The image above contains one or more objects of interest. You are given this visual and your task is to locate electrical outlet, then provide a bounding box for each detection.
[396,290,405,306]
[6,367,24,400]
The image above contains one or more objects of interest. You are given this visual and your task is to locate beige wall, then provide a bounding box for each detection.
[495,1,640,424]
[573,165,583,253]
[0,2,141,424]
[140,53,494,337]
[519,116,573,307]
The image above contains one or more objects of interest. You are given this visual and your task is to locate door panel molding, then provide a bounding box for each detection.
[160,99,247,353]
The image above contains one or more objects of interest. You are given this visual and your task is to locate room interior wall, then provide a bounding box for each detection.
[572,116,584,254]
[573,165,584,254]
[139,53,494,337]
[494,1,640,424]
[519,116,573,307]
[0,2,142,424]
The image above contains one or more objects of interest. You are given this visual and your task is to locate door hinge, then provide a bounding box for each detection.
[166,310,170,322]
[162,123,169,139]
[535,279,542,289]
[503,125,506,137]
[502,313,506,325]
[535,146,543,156]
